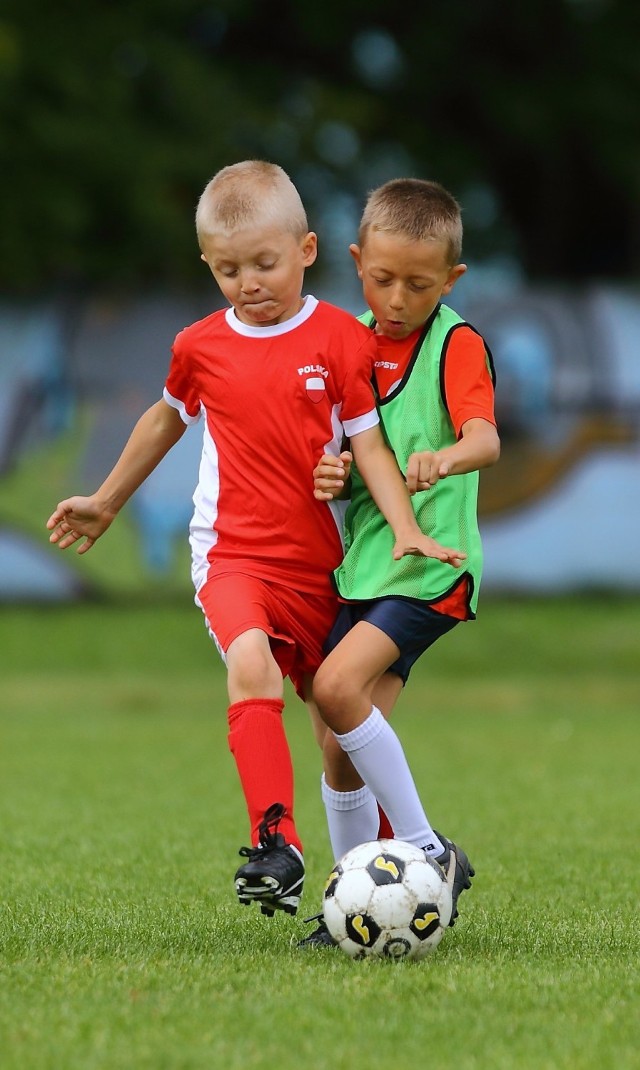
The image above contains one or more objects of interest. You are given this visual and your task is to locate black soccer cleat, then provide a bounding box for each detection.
[297,912,337,949]
[432,830,475,926]
[234,802,304,917]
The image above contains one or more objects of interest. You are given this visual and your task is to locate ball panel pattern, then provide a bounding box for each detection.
[323,838,453,960]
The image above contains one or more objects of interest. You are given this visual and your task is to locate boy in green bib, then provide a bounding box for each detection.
[301,179,500,946]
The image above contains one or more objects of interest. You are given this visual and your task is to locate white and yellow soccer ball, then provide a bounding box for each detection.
[323,838,453,961]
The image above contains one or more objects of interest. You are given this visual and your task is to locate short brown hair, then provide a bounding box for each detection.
[359,178,463,265]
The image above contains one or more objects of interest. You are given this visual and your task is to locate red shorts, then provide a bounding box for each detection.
[195,571,339,698]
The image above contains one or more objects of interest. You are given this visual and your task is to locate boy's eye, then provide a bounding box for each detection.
[371,276,427,293]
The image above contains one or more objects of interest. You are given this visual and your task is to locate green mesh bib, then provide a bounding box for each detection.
[334,304,487,614]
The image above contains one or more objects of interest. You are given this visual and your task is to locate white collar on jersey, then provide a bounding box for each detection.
[224,295,318,337]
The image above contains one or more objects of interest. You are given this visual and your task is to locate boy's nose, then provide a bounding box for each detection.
[388,286,405,310]
[240,271,261,292]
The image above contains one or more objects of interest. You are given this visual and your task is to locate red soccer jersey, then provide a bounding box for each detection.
[164,296,379,596]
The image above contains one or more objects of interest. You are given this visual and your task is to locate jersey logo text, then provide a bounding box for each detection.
[298,364,329,378]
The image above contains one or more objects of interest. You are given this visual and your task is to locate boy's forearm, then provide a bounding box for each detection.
[96,401,186,514]
[47,399,189,554]
[350,426,467,566]
[352,434,420,539]
[439,421,501,476]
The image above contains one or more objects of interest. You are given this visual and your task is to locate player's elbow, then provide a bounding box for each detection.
[476,425,500,469]
[487,432,501,467]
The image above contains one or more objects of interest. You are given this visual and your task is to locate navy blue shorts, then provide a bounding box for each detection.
[323,597,459,684]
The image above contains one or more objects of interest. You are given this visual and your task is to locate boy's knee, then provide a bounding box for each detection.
[313,662,356,725]
[226,632,282,699]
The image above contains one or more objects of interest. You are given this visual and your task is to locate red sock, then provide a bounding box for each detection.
[377,804,394,840]
[227,698,302,852]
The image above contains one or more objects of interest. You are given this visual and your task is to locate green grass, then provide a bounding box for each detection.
[1,597,639,1069]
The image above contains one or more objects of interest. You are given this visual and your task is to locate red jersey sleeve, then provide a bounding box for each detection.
[331,316,379,436]
[443,325,497,438]
[163,330,203,425]
[340,331,381,436]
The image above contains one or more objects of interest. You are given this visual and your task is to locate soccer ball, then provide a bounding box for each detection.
[323,838,453,961]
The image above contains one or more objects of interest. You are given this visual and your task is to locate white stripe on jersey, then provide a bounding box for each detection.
[321,402,354,551]
[224,295,319,337]
[189,420,220,595]
[163,386,202,425]
[343,409,379,438]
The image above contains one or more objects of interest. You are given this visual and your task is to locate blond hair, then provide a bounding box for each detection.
[195,160,309,248]
[359,178,463,265]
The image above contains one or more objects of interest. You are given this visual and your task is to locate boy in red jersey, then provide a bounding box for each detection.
[300,179,500,947]
[47,161,464,920]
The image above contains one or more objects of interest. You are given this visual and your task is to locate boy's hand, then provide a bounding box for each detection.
[313,451,352,501]
[406,451,451,494]
[392,532,467,568]
[46,496,116,554]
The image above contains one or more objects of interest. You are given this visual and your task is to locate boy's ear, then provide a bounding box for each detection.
[302,231,318,267]
[349,244,363,277]
[442,263,467,295]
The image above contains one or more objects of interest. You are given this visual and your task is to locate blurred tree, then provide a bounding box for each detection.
[1,0,638,294]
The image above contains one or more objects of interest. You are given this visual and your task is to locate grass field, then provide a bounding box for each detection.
[1,597,639,1070]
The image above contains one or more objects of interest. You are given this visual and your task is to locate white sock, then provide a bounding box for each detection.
[321,775,380,861]
[334,706,443,855]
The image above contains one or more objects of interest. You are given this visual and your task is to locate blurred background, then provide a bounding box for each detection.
[1,0,639,602]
